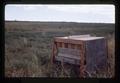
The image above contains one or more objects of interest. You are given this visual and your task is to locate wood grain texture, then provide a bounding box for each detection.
[85,39,107,73]
[52,36,107,77]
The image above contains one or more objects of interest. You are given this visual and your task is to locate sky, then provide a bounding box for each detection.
[5,4,115,23]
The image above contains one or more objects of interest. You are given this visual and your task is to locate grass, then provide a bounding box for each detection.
[5,21,115,78]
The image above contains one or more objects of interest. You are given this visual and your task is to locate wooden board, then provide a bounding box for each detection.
[58,48,80,57]
[85,39,107,73]
[55,48,81,65]
[55,54,80,65]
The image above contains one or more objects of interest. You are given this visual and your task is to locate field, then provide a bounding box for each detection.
[5,21,115,78]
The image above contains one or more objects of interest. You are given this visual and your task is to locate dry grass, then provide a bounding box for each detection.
[5,21,115,78]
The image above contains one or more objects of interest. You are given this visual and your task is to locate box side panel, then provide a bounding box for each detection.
[55,48,80,65]
[85,39,107,74]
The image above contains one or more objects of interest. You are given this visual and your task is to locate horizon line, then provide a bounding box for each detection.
[5,20,115,24]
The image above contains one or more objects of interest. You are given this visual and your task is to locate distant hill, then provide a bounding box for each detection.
[5,21,114,28]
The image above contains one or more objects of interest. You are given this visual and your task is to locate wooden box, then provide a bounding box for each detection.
[51,35,108,77]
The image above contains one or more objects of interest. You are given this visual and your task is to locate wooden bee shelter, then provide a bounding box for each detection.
[51,34,108,78]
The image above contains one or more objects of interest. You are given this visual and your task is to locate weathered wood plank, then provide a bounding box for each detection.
[55,54,80,65]
[85,39,107,73]
[58,53,80,60]
[52,35,107,77]
[58,48,80,56]
[68,34,91,38]
[55,38,84,44]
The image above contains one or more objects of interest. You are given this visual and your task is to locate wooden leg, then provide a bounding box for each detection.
[105,39,108,71]
[79,44,86,78]
[80,65,86,78]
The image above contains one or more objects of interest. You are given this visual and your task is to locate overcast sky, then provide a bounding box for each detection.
[5,4,115,23]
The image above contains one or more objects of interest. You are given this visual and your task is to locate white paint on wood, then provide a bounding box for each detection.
[55,34,104,41]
